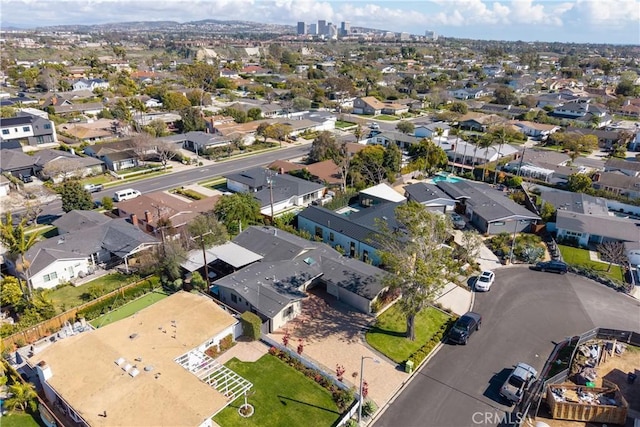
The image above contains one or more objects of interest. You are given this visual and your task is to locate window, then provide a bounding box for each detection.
[329,232,334,242]
[1,129,9,135]
[350,242,356,257]
[36,136,44,145]
[230,294,237,303]
[493,221,505,226]
[283,306,294,319]
[43,272,58,282]
[363,250,369,263]
[22,127,30,132]
[44,124,51,129]
[315,226,323,238]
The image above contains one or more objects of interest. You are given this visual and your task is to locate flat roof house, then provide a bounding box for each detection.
[28,291,249,427]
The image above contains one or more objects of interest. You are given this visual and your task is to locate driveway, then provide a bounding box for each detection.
[374,267,640,427]
[268,288,409,408]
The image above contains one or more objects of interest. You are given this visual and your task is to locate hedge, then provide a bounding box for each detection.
[240,311,262,341]
[76,276,160,321]
[406,318,456,367]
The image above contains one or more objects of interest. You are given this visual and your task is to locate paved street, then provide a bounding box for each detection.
[374,267,640,427]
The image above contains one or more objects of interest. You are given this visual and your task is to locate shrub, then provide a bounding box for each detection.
[205,344,220,358]
[332,388,354,411]
[361,400,378,418]
[219,334,235,352]
[240,311,262,341]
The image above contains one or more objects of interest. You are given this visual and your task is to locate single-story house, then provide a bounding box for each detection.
[0,148,43,179]
[224,167,325,217]
[414,122,450,139]
[592,172,640,200]
[603,158,640,177]
[435,180,540,235]
[180,241,263,284]
[352,96,408,116]
[36,148,105,182]
[72,78,110,92]
[268,159,343,188]
[404,182,456,213]
[510,120,560,139]
[369,131,421,149]
[555,209,639,247]
[214,226,388,332]
[159,131,233,154]
[53,102,105,116]
[457,113,507,132]
[83,139,153,172]
[13,211,159,290]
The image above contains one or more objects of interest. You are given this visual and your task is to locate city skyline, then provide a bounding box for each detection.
[1,0,639,45]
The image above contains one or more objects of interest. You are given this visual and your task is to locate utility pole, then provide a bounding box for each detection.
[267,170,275,220]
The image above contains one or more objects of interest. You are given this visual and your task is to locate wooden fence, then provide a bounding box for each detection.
[2,277,153,349]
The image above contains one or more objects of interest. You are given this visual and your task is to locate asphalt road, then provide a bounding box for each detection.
[374,267,640,427]
[29,144,311,221]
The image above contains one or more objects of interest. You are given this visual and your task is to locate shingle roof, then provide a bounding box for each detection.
[604,158,640,172]
[0,149,39,171]
[556,209,639,242]
[53,210,112,234]
[404,182,453,204]
[540,191,608,215]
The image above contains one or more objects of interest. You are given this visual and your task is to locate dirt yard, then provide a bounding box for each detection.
[535,344,640,427]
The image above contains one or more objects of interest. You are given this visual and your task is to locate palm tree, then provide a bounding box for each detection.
[478,135,495,182]
[0,212,39,300]
[5,382,38,412]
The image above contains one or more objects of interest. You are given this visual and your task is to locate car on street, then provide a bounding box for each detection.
[84,183,104,193]
[448,311,482,345]
[449,212,466,229]
[369,122,380,130]
[475,270,495,291]
[500,362,538,404]
[532,260,568,274]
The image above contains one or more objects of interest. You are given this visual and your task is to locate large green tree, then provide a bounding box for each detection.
[214,193,262,235]
[308,131,340,163]
[0,212,40,299]
[396,120,415,135]
[349,145,388,188]
[60,181,94,212]
[4,382,38,412]
[567,173,593,193]
[375,202,459,340]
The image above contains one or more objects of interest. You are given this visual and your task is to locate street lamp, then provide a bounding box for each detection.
[358,356,380,425]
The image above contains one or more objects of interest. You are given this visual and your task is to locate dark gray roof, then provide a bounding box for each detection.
[0,149,38,172]
[253,174,325,207]
[0,140,23,150]
[593,171,640,190]
[224,167,270,189]
[376,131,421,144]
[404,182,454,204]
[35,149,103,169]
[540,190,608,215]
[53,210,112,234]
[159,131,231,147]
[26,216,158,275]
[556,210,639,242]
[437,180,540,222]
[604,158,640,172]
[220,226,387,315]
[1,115,33,126]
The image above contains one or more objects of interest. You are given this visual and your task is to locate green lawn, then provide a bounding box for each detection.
[375,114,399,121]
[90,290,169,328]
[48,273,141,312]
[0,412,44,427]
[558,245,624,282]
[335,120,356,129]
[213,355,341,427]
[366,305,451,363]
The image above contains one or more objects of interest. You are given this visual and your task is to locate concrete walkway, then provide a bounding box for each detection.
[215,337,269,365]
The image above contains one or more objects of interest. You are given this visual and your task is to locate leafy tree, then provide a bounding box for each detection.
[408,139,448,175]
[187,214,228,286]
[215,77,237,89]
[256,122,271,143]
[383,142,402,174]
[158,240,186,282]
[492,85,517,105]
[179,62,219,106]
[459,231,483,265]
[4,382,37,412]
[177,107,206,132]
[375,202,458,340]
[214,193,262,235]
[247,107,262,121]
[308,131,340,163]
[450,102,468,114]
[221,107,248,124]
[144,119,169,137]
[110,99,132,122]
[1,276,24,308]
[60,181,94,212]
[396,120,415,134]
[349,145,388,187]
[566,173,593,193]
[540,201,556,223]
[0,106,17,118]
[596,242,628,272]
[162,92,191,111]
[292,97,312,111]
[187,89,212,107]
[0,212,40,299]
[190,271,207,291]
[101,196,114,211]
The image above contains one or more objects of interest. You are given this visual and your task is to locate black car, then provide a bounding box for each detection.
[532,260,568,274]
[448,311,482,345]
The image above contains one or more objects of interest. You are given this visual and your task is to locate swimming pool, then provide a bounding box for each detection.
[430,173,462,184]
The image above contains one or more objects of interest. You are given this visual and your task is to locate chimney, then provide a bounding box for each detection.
[130,214,138,226]
[145,210,153,223]
[279,167,284,175]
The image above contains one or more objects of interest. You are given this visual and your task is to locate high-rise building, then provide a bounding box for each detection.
[318,20,327,36]
[297,21,306,35]
[425,30,438,40]
[308,23,317,35]
[340,21,351,36]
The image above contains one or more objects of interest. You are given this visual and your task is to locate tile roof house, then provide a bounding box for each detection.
[435,180,540,235]
[13,211,159,290]
[352,96,408,116]
[224,167,325,217]
[28,291,246,427]
[214,226,388,331]
[268,159,343,187]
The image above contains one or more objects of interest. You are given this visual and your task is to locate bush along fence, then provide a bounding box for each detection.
[2,276,160,349]
[261,334,358,422]
[567,265,632,293]
[513,327,640,427]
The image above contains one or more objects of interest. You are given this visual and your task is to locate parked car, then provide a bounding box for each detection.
[532,260,568,274]
[475,270,495,291]
[18,173,33,183]
[84,183,104,193]
[500,362,538,404]
[113,188,141,202]
[449,212,466,229]
[369,122,380,130]
[448,312,482,345]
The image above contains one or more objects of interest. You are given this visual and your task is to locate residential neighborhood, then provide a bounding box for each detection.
[0,14,639,427]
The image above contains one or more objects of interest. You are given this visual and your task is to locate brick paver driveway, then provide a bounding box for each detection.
[269,288,409,407]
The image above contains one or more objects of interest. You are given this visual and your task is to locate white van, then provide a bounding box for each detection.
[113,188,141,202]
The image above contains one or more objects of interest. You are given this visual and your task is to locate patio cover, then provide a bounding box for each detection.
[181,242,263,272]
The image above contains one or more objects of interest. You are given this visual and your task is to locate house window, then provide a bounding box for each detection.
[350,242,356,257]
[231,294,237,303]
[283,306,294,319]
[329,232,334,242]
[44,124,51,129]
[22,127,30,132]
[43,272,58,282]
[493,221,506,226]
[1,129,8,135]
[315,226,323,238]
[363,250,369,263]
[36,136,44,145]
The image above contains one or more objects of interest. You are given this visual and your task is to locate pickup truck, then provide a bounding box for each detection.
[500,362,538,405]
[84,184,104,193]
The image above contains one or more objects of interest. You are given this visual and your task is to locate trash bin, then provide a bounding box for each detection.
[627,372,637,384]
[405,360,414,374]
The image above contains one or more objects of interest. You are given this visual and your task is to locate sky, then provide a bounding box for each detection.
[1,0,639,45]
